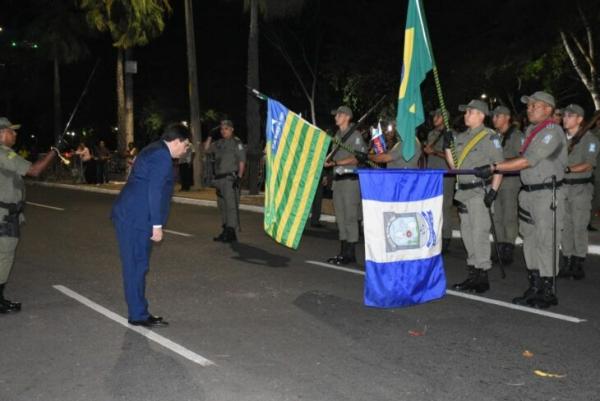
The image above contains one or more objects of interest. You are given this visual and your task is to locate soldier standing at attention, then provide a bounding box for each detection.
[324,106,367,265]
[558,104,599,280]
[423,109,455,253]
[490,106,524,264]
[204,120,246,243]
[448,100,504,294]
[0,117,62,313]
[475,91,567,309]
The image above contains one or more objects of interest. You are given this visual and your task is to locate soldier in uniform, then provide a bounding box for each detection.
[447,100,504,294]
[423,109,455,252]
[364,122,422,168]
[558,104,599,280]
[0,117,61,313]
[324,106,367,265]
[475,91,567,309]
[491,106,524,264]
[204,120,246,243]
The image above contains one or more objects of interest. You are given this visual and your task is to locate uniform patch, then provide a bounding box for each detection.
[542,134,552,144]
[238,143,243,151]
[589,143,597,153]
[493,138,501,149]
[355,137,361,145]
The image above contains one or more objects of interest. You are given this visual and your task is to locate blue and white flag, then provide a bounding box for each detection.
[358,169,446,308]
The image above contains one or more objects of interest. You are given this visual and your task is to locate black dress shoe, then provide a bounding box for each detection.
[128,316,169,327]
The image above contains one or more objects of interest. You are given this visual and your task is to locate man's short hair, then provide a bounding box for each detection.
[161,123,191,142]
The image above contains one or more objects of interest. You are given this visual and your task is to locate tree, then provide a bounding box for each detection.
[242,0,305,194]
[560,3,600,110]
[79,0,172,152]
[24,0,90,141]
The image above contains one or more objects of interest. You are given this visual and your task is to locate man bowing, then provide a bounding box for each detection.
[111,123,190,327]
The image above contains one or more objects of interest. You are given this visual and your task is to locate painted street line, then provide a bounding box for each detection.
[304,260,586,324]
[26,201,65,211]
[164,229,194,237]
[53,285,215,367]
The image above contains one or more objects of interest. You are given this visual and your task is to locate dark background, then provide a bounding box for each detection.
[0,0,598,150]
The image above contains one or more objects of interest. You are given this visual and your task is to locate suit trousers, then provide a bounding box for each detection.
[113,219,152,321]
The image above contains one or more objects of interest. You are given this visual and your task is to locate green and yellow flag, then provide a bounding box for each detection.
[264,98,331,249]
[396,0,434,161]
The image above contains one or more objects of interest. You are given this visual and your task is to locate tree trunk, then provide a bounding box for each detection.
[246,0,261,194]
[184,0,204,189]
[116,49,126,153]
[124,48,135,151]
[53,55,62,141]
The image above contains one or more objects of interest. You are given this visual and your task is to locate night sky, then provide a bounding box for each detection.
[1,0,598,149]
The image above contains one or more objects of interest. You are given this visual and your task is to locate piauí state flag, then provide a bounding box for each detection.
[358,169,446,308]
[264,98,331,249]
[396,0,434,161]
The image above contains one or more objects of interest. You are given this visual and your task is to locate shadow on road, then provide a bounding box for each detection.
[229,241,290,268]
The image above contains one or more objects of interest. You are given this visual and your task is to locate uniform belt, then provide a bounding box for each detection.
[333,174,358,181]
[0,201,25,214]
[457,179,491,190]
[564,177,593,185]
[214,172,237,179]
[521,181,563,192]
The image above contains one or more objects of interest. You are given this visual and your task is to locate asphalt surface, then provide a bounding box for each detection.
[1,184,599,401]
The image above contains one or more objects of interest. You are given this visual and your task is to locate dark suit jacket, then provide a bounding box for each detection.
[111,141,175,230]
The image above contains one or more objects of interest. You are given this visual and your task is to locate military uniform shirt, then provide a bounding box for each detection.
[207,137,246,175]
[520,123,567,185]
[501,126,525,159]
[426,129,449,170]
[332,124,367,175]
[0,144,31,222]
[566,131,599,180]
[387,140,421,168]
[453,125,503,202]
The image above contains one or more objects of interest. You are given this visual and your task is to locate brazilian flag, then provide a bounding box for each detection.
[264,98,332,249]
[396,0,434,161]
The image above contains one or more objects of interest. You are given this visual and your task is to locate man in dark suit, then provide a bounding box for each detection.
[111,123,190,327]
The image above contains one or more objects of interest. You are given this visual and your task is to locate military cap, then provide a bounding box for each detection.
[429,108,442,117]
[520,91,556,108]
[563,104,585,118]
[492,105,511,116]
[331,105,353,118]
[458,99,490,116]
[0,117,21,130]
[220,119,234,128]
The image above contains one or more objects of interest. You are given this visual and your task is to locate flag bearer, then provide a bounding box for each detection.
[324,106,367,265]
[448,100,503,294]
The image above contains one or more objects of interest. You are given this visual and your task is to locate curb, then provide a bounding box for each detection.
[30,181,600,255]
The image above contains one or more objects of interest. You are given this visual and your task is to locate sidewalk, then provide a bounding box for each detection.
[30,179,600,254]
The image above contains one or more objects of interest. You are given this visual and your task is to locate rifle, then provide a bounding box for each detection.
[325,95,386,163]
[568,110,600,153]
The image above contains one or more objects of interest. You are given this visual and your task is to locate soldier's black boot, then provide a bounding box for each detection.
[452,266,478,291]
[529,277,558,309]
[512,270,542,306]
[341,242,357,265]
[327,241,346,264]
[442,238,451,254]
[502,243,515,265]
[222,227,237,243]
[557,255,573,279]
[213,225,227,242]
[571,256,586,280]
[0,283,21,313]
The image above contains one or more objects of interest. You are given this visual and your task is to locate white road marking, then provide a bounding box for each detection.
[163,229,193,237]
[26,201,65,211]
[53,285,215,367]
[304,260,586,324]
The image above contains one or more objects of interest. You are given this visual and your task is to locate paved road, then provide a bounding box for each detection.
[1,185,598,401]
